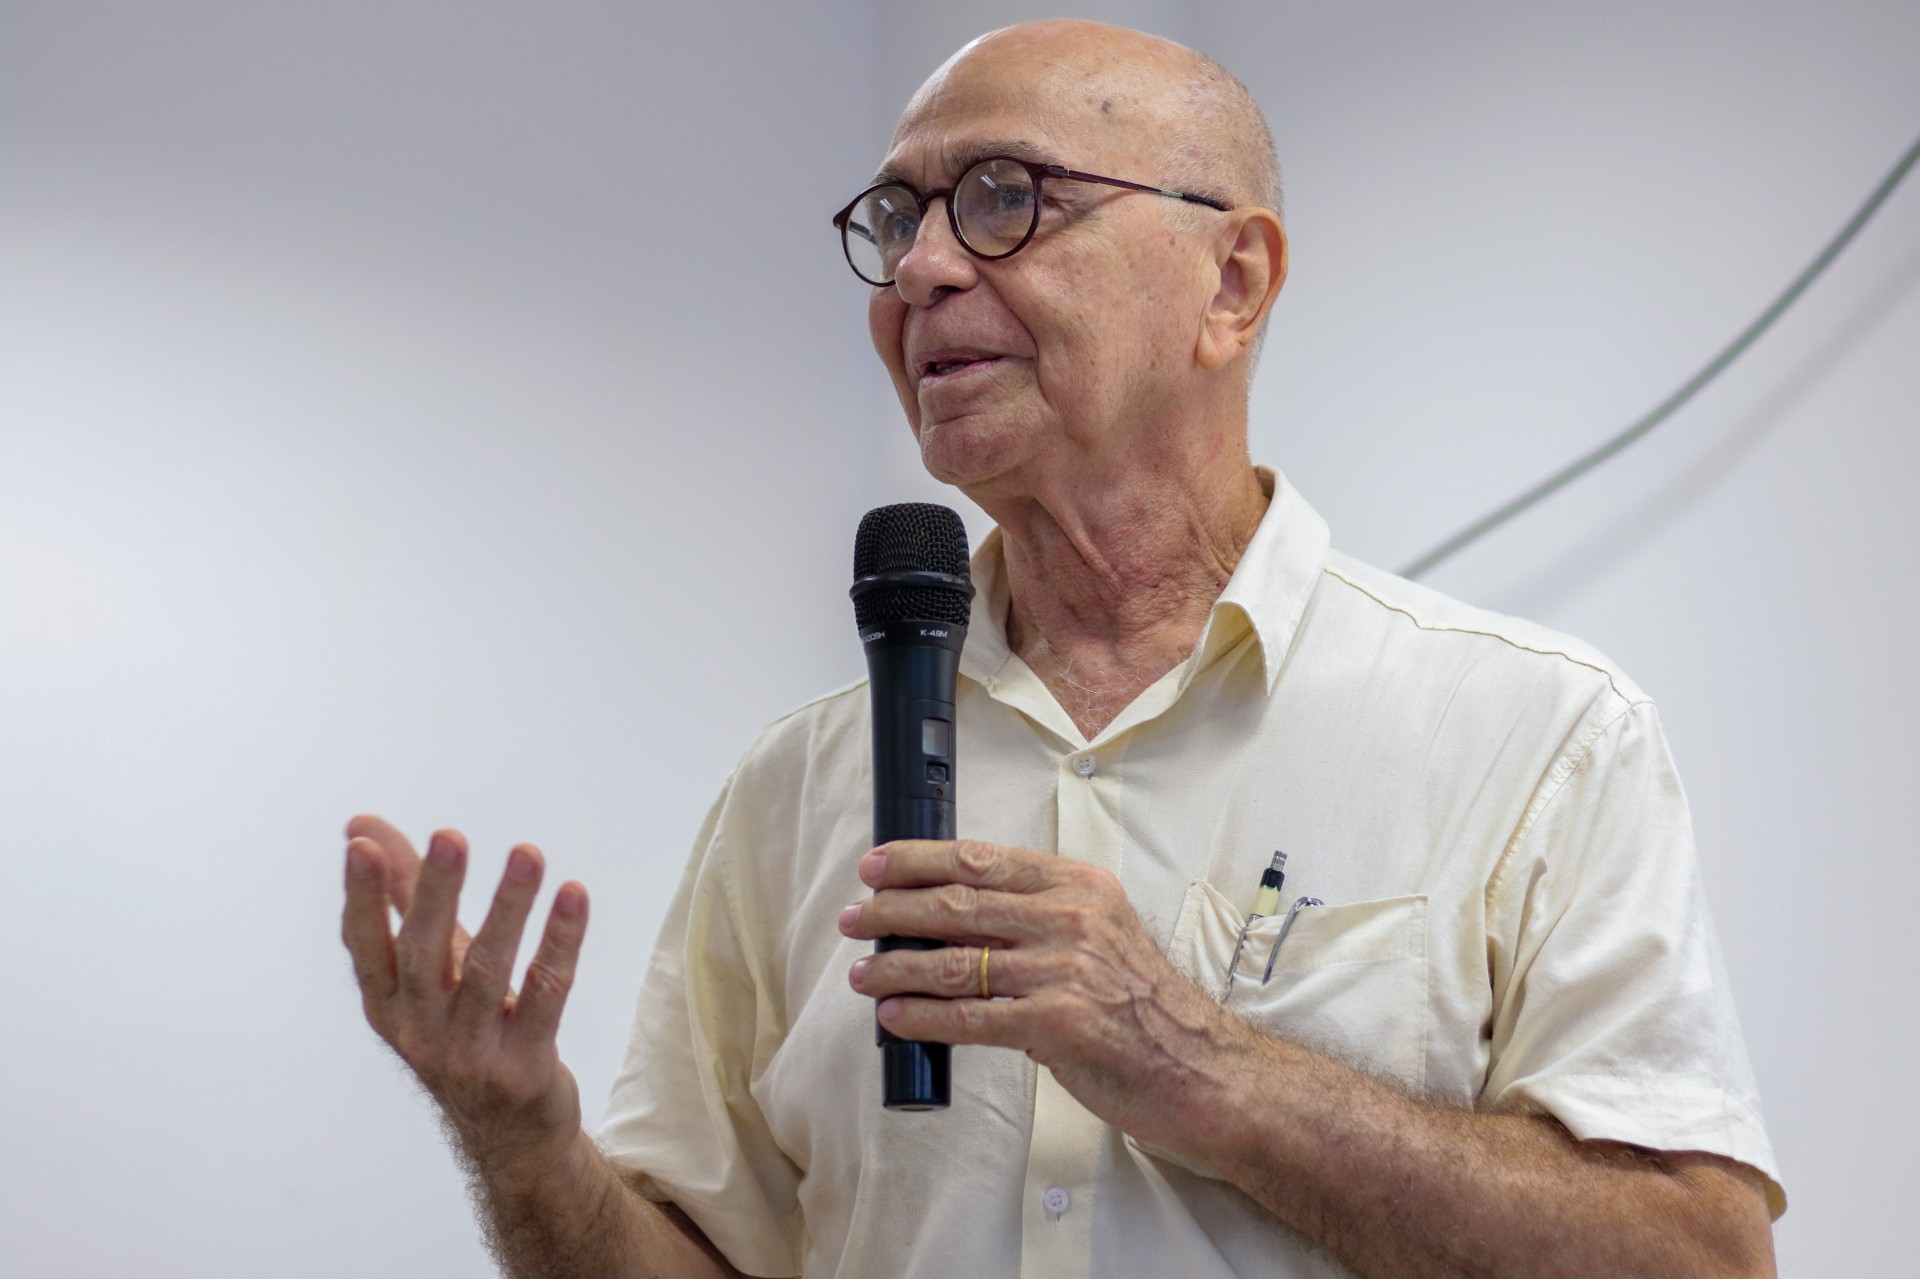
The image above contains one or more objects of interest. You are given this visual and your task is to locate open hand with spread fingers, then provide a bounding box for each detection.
[838,838,1255,1158]
[341,814,590,1177]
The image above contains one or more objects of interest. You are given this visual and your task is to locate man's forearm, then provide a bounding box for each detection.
[1197,1030,1774,1279]
[842,842,1773,1273]
[463,1127,745,1279]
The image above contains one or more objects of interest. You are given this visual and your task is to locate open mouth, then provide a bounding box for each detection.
[919,355,1003,380]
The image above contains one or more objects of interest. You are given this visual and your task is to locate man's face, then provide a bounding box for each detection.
[866,44,1210,493]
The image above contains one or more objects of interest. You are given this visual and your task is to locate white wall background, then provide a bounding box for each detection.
[3,2,1913,1274]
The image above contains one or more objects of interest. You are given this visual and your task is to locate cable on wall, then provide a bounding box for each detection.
[1399,129,1920,582]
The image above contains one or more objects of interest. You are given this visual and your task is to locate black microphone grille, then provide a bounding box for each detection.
[853,503,971,578]
[852,503,974,628]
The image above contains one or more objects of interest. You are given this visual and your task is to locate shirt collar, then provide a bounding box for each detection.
[1198,465,1331,692]
[959,466,1331,696]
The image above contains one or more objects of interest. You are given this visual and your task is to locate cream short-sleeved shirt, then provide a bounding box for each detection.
[599,470,1782,1278]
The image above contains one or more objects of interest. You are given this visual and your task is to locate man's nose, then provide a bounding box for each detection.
[892,203,979,306]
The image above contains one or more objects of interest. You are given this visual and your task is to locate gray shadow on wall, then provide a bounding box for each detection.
[1466,235,1920,622]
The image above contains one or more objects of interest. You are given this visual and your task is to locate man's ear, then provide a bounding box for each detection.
[1196,210,1287,371]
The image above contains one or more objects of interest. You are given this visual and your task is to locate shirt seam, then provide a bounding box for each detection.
[1484,699,1646,916]
[701,814,785,1080]
[1321,565,1636,704]
[757,677,868,731]
[704,823,749,971]
[696,817,810,1269]
[1319,563,1654,907]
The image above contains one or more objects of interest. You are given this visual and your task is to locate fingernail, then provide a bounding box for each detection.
[346,842,374,878]
[506,848,537,881]
[859,850,887,885]
[555,883,586,915]
[850,956,872,986]
[427,836,461,869]
[839,903,862,930]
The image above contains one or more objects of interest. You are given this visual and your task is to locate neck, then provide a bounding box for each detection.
[971,439,1268,740]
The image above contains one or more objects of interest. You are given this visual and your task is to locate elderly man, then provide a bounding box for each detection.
[342,19,1783,1278]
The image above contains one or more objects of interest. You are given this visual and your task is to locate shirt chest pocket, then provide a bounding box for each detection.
[1129,880,1432,1176]
[1169,878,1430,1087]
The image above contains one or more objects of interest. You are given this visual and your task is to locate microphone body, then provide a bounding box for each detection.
[862,621,964,848]
[850,506,974,1112]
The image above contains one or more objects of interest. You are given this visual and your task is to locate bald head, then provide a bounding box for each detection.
[863,20,1290,499]
[899,20,1281,217]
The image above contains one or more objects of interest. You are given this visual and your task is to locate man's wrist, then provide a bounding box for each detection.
[460,1118,596,1201]
[1129,1000,1293,1174]
[1198,1022,1299,1170]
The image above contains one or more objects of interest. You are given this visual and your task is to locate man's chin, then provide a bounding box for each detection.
[915,415,1029,491]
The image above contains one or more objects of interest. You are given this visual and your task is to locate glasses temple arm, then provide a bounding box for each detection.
[1043,165,1231,212]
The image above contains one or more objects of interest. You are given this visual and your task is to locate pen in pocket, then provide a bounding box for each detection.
[1250,850,1287,918]
[1262,896,1325,983]
[1223,852,1288,997]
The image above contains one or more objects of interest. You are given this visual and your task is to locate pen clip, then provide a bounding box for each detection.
[1261,896,1324,983]
[1222,920,1254,1001]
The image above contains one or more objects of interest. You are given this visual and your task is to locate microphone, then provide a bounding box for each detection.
[850,503,974,1112]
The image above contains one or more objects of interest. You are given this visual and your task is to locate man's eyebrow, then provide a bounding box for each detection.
[871,138,1058,187]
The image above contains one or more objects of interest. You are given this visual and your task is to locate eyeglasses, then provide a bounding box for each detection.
[831,155,1231,287]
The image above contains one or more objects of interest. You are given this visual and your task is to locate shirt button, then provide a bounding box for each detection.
[1072,755,1096,778]
[1041,1186,1071,1215]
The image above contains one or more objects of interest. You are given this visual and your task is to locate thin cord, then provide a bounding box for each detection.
[1400,129,1920,581]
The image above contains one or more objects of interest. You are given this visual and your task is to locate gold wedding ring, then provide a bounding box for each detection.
[979,946,992,1000]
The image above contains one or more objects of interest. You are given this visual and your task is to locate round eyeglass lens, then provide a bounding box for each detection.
[845,184,922,285]
[954,159,1039,256]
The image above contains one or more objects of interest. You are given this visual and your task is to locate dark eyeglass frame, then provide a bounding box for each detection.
[831,156,1233,286]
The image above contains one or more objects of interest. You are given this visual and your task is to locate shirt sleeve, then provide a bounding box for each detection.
[597,782,805,1276]
[1483,700,1785,1218]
